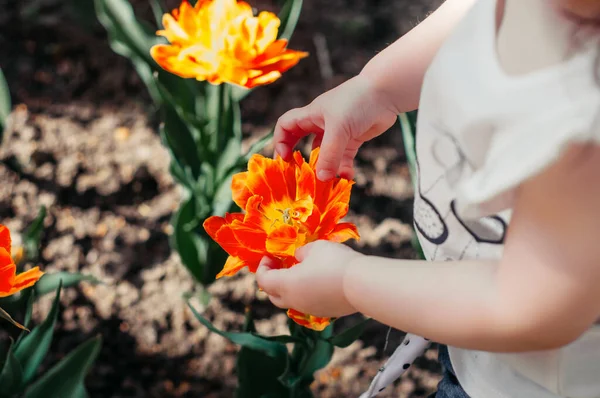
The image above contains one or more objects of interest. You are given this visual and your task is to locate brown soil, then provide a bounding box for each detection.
[0,0,445,396]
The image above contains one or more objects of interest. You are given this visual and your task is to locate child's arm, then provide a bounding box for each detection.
[257,144,600,352]
[344,144,600,352]
[360,0,478,112]
[273,0,478,181]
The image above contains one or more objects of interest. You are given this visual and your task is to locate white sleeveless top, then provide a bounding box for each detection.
[414,0,600,397]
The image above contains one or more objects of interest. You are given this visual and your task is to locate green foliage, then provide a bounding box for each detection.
[0,68,10,141]
[398,111,426,260]
[0,283,102,398]
[95,0,304,286]
[190,303,370,397]
[21,206,46,263]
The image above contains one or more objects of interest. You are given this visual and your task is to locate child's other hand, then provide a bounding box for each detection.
[273,74,398,181]
[256,241,363,318]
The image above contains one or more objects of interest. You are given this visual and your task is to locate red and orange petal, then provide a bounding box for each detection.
[232,172,252,209]
[324,223,360,243]
[287,309,330,331]
[0,225,10,253]
[265,224,298,257]
[216,255,248,278]
[0,266,44,298]
[0,232,44,298]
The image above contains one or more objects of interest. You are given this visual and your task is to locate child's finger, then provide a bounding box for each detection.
[338,139,361,180]
[256,261,289,302]
[274,106,324,160]
[294,242,316,262]
[316,124,349,181]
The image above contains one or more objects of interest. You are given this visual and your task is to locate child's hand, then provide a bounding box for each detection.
[274,74,398,181]
[256,241,363,318]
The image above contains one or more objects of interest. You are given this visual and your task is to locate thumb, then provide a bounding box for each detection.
[256,257,288,299]
[316,124,349,182]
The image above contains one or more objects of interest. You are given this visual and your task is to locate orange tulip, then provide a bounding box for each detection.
[287,309,331,332]
[204,147,360,330]
[150,0,308,88]
[0,225,43,298]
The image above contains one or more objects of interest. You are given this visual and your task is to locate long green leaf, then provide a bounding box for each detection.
[243,129,274,162]
[398,112,426,260]
[236,310,290,398]
[34,272,101,298]
[22,206,46,262]
[149,0,165,27]
[0,68,10,137]
[0,306,28,331]
[297,338,333,385]
[161,106,202,178]
[16,291,35,346]
[0,342,24,396]
[327,317,371,348]
[23,335,102,398]
[14,283,62,384]
[171,196,208,284]
[398,112,418,189]
[188,303,289,359]
[277,0,303,41]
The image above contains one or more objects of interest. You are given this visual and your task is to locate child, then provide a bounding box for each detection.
[257,0,600,397]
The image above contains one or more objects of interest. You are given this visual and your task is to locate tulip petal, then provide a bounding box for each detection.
[296,162,315,201]
[0,225,10,253]
[231,221,267,252]
[324,222,360,243]
[287,309,330,331]
[244,196,267,228]
[246,154,275,204]
[231,172,252,209]
[203,216,226,239]
[0,249,15,292]
[1,267,44,297]
[266,224,298,257]
[216,255,249,278]
[318,203,350,236]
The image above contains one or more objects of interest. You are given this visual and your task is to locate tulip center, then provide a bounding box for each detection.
[276,208,300,226]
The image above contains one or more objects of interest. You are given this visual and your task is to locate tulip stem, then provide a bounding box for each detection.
[216,83,229,155]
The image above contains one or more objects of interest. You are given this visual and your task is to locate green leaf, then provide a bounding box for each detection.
[95,0,156,63]
[212,176,235,216]
[243,129,274,162]
[148,0,165,27]
[327,317,371,348]
[72,383,90,398]
[0,306,28,331]
[22,206,46,262]
[34,272,101,298]
[236,311,290,398]
[398,112,418,190]
[14,283,62,384]
[0,342,24,396]
[0,68,10,137]
[161,106,202,179]
[23,335,102,398]
[188,303,289,360]
[171,196,208,285]
[278,0,303,41]
[297,337,333,384]
[16,290,35,346]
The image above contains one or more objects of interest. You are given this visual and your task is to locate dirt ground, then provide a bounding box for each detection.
[0,0,445,396]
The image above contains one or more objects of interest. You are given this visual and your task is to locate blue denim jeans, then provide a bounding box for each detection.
[429,345,470,398]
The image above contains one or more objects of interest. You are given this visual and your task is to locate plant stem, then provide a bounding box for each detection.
[216,83,228,154]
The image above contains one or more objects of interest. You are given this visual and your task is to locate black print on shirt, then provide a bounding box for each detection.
[413,194,449,244]
[450,200,507,244]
